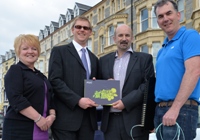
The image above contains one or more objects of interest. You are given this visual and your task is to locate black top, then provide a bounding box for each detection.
[4,61,54,121]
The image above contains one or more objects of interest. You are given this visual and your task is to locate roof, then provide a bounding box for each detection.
[75,2,91,11]
[67,8,74,15]
[59,14,66,20]
[51,21,59,28]
[39,30,44,34]
[44,26,50,30]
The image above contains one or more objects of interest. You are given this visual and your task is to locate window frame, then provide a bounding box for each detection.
[140,44,149,53]
[108,25,114,45]
[112,1,115,14]
[151,6,159,29]
[117,0,121,10]
[87,38,92,51]
[140,8,148,32]
[177,0,184,22]
[151,42,161,70]
[99,35,104,53]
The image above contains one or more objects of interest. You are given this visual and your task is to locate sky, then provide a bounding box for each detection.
[0,0,101,55]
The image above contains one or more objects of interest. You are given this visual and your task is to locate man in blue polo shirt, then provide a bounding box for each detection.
[154,0,200,140]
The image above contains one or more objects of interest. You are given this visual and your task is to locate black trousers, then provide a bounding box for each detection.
[52,110,95,140]
[104,113,149,140]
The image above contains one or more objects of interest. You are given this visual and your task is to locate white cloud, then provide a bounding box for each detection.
[0,0,101,55]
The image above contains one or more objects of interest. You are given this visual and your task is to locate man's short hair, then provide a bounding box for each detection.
[154,0,178,16]
[71,16,92,30]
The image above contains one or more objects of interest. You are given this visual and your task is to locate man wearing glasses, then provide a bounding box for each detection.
[48,16,99,140]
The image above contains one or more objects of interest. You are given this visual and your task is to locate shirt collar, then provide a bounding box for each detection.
[73,40,88,52]
[17,61,40,73]
[162,26,186,47]
[115,47,133,57]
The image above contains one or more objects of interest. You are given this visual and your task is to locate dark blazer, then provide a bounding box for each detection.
[4,61,54,127]
[48,42,98,131]
[99,51,155,137]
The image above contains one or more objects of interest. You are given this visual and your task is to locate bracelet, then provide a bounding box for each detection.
[34,114,42,123]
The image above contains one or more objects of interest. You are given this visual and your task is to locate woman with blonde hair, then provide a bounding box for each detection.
[3,34,56,140]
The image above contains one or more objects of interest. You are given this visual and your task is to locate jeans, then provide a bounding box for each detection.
[154,104,198,140]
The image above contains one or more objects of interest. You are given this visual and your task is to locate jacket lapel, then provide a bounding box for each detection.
[108,53,116,78]
[68,42,84,68]
[124,52,138,83]
[87,48,95,78]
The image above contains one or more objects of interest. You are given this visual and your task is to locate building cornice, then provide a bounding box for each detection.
[104,14,128,24]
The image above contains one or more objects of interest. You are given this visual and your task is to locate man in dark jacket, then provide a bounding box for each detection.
[49,16,98,140]
[99,24,155,140]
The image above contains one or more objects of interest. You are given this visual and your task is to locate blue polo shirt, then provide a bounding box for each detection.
[155,26,200,103]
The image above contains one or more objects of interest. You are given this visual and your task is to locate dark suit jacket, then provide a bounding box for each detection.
[48,42,98,131]
[99,51,155,137]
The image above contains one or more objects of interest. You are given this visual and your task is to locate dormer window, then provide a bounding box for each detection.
[39,32,43,38]
[59,17,63,27]
[49,22,58,34]
[50,24,54,34]
[0,56,3,63]
[5,52,9,60]
[67,14,70,21]
[59,14,66,28]
[39,30,44,41]
[66,11,71,22]
[74,5,79,17]
[0,55,5,63]
[8,52,11,59]
[66,9,74,22]
[44,27,49,38]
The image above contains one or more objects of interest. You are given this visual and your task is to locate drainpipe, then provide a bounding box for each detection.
[131,0,133,49]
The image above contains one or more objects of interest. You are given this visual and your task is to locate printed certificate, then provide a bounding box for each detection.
[84,80,120,105]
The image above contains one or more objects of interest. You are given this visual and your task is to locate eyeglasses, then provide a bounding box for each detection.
[74,25,91,30]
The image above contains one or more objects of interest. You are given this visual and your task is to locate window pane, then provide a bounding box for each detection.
[180,11,184,22]
[117,22,124,26]
[152,42,161,70]
[112,1,115,13]
[87,38,92,51]
[178,0,184,22]
[118,0,120,10]
[123,0,126,7]
[178,0,184,10]
[140,45,148,53]
[152,18,159,28]
[141,9,148,20]
[142,20,148,31]
[151,6,159,29]
[109,26,114,45]
[152,42,161,57]
[141,8,148,31]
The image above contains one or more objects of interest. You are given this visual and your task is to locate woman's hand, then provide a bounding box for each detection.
[36,116,48,131]
[46,114,56,128]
